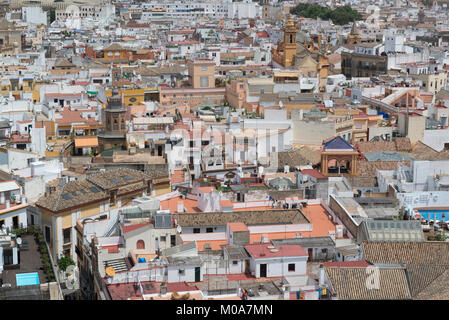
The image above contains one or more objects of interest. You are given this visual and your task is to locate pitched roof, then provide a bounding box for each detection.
[55,58,75,68]
[362,241,449,265]
[413,268,449,300]
[411,141,449,160]
[323,260,370,268]
[356,160,410,177]
[36,179,108,212]
[394,138,412,152]
[36,168,150,213]
[323,136,355,151]
[276,146,321,167]
[356,141,396,153]
[87,168,151,190]
[325,267,412,300]
[104,43,125,51]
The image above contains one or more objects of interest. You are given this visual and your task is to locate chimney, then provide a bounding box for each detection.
[319,267,325,286]
[6,200,10,209]
[177,201,184,213]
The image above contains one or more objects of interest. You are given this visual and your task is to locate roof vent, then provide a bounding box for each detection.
[270,249,279,253]
[267,245,275,249]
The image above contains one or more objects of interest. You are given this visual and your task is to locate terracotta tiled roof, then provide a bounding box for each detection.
[356,160,409,177]
[87,168,150,190]
[325,267,412,300]
[104,43,125,51]
[173,209,309,227]
[394,137,412,152]
[171,170,185,185]
[362,242,449,299]
[356,141,396,153]
[362,241,449,265]
[414,268,449,300]
[36,168,150,213]
[323,260,370,268]
[411,141,449,160]
[122,222,150,234]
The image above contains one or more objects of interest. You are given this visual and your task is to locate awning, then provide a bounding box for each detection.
[74,136,99,148]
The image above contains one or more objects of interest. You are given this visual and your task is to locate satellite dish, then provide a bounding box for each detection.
[176,225,182,233]
[16,237,22,245]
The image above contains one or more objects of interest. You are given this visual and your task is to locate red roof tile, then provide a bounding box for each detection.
[122,222,150,234]
[323,260,370,268]
[301,169,327,179]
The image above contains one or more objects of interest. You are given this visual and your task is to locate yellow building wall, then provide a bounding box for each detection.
[40,208,54,251]
[61,212,72,229]
[286,103,317,117]
[155,183,171,196]
[104,50,127,59]
[0,82,10,95]
[80,202,102,220]
[106,88,146,106]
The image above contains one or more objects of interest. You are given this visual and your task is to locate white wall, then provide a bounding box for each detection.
[250,256,308,278]
[423,127,449,151]
[397,190,449,209]
[167,265,202,283]
[0,206,28,230]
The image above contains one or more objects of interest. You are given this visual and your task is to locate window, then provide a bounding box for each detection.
[200,76,209,87]
[193,228,200,233]
[3,248,13,265]
[288,263,295,272]
[63,228,71,245]
[206,227,213,233]
[161,236,166,242]
[201,65,207,71]
[232,260,238,265]
[136,239,145,249]
[45,226,51,243]
[179,269,185,275]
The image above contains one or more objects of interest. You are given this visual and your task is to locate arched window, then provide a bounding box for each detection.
[136,240,145,250]
[289,34,293,43]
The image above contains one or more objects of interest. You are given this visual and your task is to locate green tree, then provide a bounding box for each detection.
[290,4,361,25]
[58,256,75,272]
